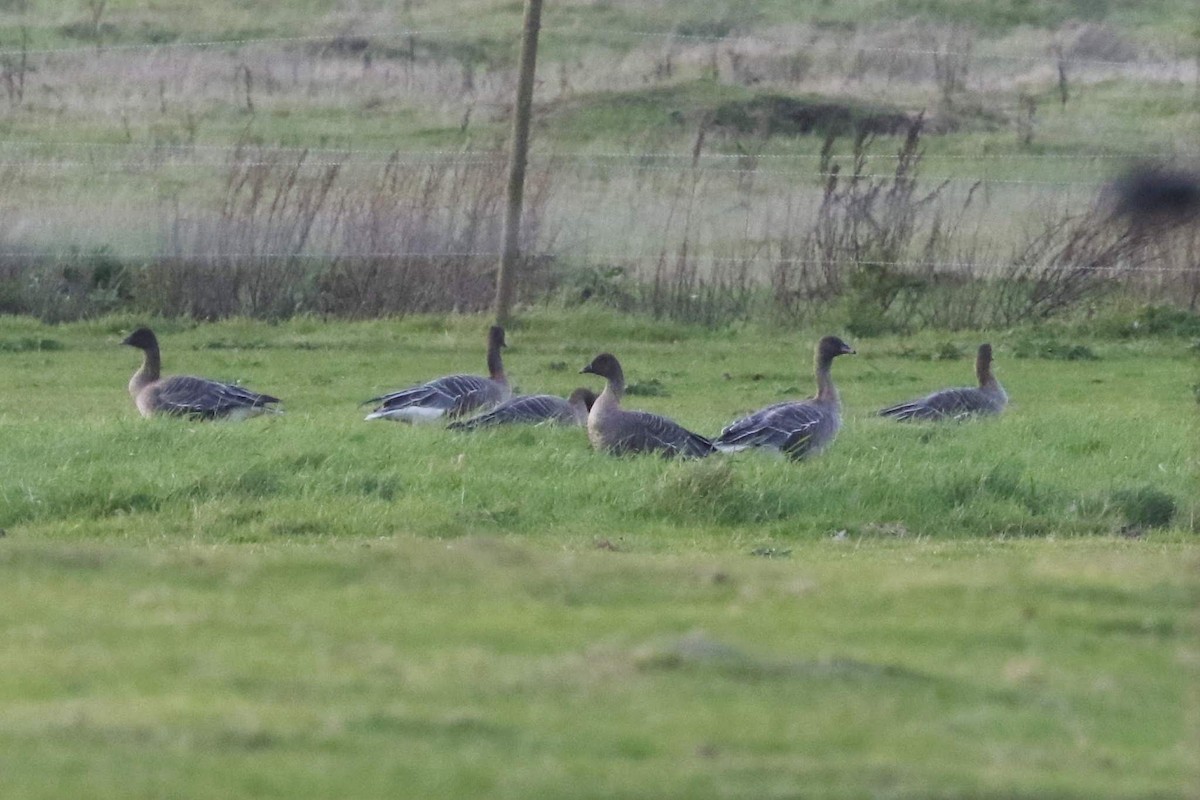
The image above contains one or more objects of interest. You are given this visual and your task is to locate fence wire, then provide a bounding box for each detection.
[0,24,1196,72]
[0,140,1196,162]
[0,250,1193,275]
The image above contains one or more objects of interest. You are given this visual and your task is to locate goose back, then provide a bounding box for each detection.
[447,387,596,430]
[364,326,511,422]
[122,327,281,420]
[142,376,280,420]
[591,407,715,458]
[879,344,1006,421]
[713,335,854,460]
[581,353,713,458]
[715,400,840,459]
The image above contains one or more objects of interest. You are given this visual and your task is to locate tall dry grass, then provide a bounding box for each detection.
[0,128,1191,327]
[137,147,555,319]
[562,118,1187,329]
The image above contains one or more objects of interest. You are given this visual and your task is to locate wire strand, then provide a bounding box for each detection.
[0,250,1192,273]
[0,158,1126,188]
[0,28,507,58]
[0,139,1194,162]
[0,24,1193,72]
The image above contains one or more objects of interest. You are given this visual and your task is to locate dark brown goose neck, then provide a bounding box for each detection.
[815,348,838,404]
[136,342,162,383]
[811,340,849,402]
[601,360,625,400]
[486,345,505,382]
[129,338,163,388]
[811,336,853,403]
[486,331,506,383]
[976,344,996,389]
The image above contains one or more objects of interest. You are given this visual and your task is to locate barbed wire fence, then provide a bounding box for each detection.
[0,10,1197,324]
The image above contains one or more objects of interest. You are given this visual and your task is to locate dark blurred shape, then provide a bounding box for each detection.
[1109,164,1200,226]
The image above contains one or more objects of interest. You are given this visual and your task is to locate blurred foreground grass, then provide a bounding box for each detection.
[0,537,1195,798]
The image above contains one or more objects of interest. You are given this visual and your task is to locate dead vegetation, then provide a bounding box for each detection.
[133,147,556,319]
[0,14,1196,325]
[0,122,1193,326]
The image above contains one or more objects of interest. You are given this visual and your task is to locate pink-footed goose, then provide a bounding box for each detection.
[364,326,511,422]
[448,387,597,430]
[879,343,1006,421]
[580,353,714,458]
[122,327,280,419]
[714,335,855,459]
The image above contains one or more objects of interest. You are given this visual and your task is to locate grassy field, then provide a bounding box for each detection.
[0,312,1197,797]
[0,0,1197,266]
[1,0,1198,795]
[0,537,1194,799]
[2,311,1196,543]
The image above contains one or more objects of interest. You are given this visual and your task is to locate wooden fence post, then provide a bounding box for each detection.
[493,0,543,326]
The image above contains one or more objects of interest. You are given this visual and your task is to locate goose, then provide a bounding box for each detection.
[121,327,280,419]
[580,353,714,458]
[447,387,597,430]
[713,335,855,459]
[363,325,511,422]
[879,343,1006,421]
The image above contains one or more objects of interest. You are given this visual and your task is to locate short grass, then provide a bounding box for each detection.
[0,311,1197,797]
[2,311,1196,543]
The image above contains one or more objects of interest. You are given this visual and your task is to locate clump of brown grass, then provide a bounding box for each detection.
[143,148,554,319]
[147,148,339,319]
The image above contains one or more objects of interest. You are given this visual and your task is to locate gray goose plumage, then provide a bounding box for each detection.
[447,387,597,431]
[714,335,855,459]
[879,343,1007,421]
[580,353,714,458]
[364,326,511,422]
[122,327,280,420]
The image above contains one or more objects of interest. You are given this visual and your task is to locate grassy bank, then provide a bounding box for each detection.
[1,312,1195,543]
[0,312,1197,796]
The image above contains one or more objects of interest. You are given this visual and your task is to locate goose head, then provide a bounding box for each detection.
[121,327,159,352]
[488,325,507,350]
[817,335,856,362]
[568,387,598,411]
[580,353,622,381]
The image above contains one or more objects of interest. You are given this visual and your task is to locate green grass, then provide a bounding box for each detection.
[0,537,1194,798]
[1,0,1199,789]
[1,312,1195,543]
[0,311,1197,796]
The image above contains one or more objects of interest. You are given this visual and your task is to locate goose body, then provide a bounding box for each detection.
[714,335,855,459]
[364,326,511,422]
[580,353,714,458]
[879,344,1006,422]
[448,388,596,430]
[122,328,280,420]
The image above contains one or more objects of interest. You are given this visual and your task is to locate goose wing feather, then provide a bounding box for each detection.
[615,410,714,457]
[154,375,279,418]
[448,394,567,430]
[444,377,508,418]
[716,401,828,455]
[367,374,494,413]
[880,387,995,421]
